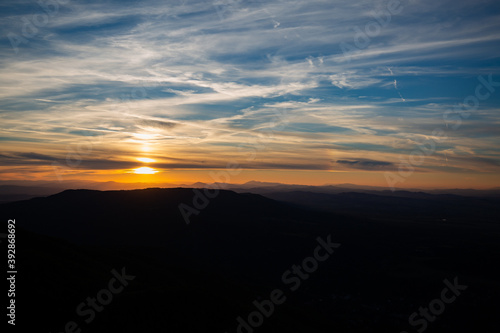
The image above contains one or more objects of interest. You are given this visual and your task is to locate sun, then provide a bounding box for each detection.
[137,157,156,163]
[133,167,158,174]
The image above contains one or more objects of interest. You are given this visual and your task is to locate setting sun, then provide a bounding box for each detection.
[137,157,156,163]
[133,167,158,174]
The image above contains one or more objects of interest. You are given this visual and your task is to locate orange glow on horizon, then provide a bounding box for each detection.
[1,165,499,190]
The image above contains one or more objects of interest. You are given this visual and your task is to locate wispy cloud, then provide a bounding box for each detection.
[335,158,396,171]
[0,0,499,182]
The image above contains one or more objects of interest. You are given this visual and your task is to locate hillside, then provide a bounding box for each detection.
[1,188,499,332]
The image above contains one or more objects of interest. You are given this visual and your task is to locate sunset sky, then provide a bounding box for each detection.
[1,0,499,188]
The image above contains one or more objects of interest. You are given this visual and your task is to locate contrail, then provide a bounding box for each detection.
[388,67,406,102]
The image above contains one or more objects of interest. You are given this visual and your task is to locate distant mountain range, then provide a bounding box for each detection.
[1,180,499,203]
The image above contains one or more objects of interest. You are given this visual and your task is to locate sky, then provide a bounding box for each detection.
[0,0,499,188]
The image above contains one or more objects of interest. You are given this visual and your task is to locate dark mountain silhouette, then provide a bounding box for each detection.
[0,185,65,203]
[1,188,499,332]
[263,190,500,223]
[2,180,499,203]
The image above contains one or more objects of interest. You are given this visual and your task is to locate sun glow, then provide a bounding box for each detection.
[133,133,159,140]
[133,167,158,174]
[137,157,156,163]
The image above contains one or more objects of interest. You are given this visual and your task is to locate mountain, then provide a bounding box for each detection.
[0,180,186,203]
[1,188,499,332]
[263,190,500,223]
[242,180,288,187]
[2,180,499,204]
[0,185,65,203]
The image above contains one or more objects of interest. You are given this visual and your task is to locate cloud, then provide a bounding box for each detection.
[335,158,396,171]
[330,72,382,89]
[136,119,179,131]
[0,0,499,180]
[17,152,57,161]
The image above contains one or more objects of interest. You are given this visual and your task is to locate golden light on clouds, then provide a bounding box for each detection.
[133,167,158,174]
[133,133,158,140]
[141,145,152,152]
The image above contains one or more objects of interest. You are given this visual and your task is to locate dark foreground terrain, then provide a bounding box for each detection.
[1,187,499,332]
